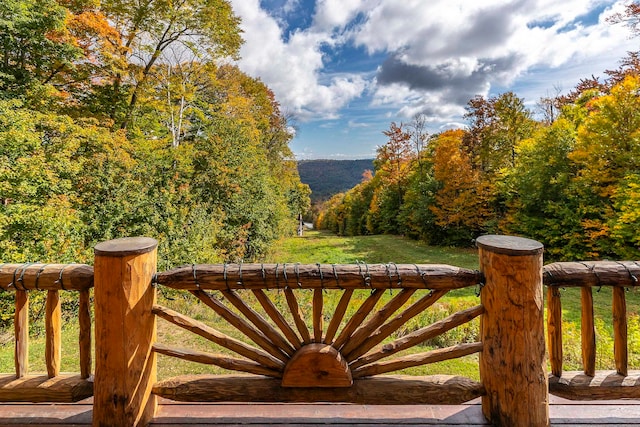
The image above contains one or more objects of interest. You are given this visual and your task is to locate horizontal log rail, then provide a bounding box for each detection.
[543,261,640,288]
[154,263,483,291]
[545,260,640,400]
[0,263,93,403]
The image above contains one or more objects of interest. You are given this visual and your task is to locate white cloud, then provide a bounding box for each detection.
[229,0,367,121]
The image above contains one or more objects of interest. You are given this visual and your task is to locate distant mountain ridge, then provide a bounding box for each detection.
[298,159,374,202]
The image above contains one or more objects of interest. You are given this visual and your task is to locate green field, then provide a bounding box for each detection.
[1,230,638,382]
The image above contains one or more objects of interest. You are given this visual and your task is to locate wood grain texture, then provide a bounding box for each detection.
[346,289,447,362]
[479,238,549,427]
[281,344,351,387]
[352,342,483,378]
[284,287,312,344]
[152,374,484,405]
[192,289,289,363]
[333,289,383,351]
[547,286,563,378]
[252,289,302,349]
[78,289,92,379]
[152,304,283,370]
[14,290,28,378]
[153,343,282,378]
[312,289,323,343]
[0,374,93,402]
[323,289,353,344]
[45,290,61,378]
[549,370,640,400]
[612,286,628,376]
[340,289,415,359]
[350,304,483,370]
[155,264,482,291]
[580,286,595,376]
[93,239,157,427]
[0,263,93,291]
[543,261,640,288]
[222,290,295,357]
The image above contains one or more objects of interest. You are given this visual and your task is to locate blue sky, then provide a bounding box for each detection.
[229,0,638,159]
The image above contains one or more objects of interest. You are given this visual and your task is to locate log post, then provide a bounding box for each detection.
[93,237,158,427]
[477,235,549,427]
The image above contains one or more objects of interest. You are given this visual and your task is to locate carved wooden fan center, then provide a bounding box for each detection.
[282,343,352,387]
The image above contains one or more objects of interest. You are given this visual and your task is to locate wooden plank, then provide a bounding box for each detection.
[612,286,628,376]
[155,264,482,291]
[333,289,384,351]
[284,287,311,344]
[323,289,353,344]
[341,289,415,359]
[152,304,283,370]
[252,289,302,349]
[153,343,282,378]
[0,373,93,402]
[152,374,484,405]
[45,290,61,378]
[14,290,28,378]
[191,289,289,363]
[581,286,595,376]
[78,289,91,379]
[543,261,640,288]
[548,286,563,377]
[549,370,640,400]
[347,289,448,362]
[222,290,296,356]
[0,263,93,291]
[312,288,323,343]
[352,342,483,378]
[350,304,483,369]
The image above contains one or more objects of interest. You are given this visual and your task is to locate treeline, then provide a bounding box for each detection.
[0,0,310,268]
[298,159,374,202]
[317,60,640,261]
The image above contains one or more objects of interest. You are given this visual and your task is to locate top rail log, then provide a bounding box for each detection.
[155,264,482,291]
[0,263,93,291]
[543,261,640,288]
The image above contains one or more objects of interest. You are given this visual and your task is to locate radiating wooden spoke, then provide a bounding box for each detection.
[313,288,323,343]
[153,305,284,370]
[350,304,484,369]
[333,289,384,351]
[352,342,483,378]
[153,343,282,378]
[612,286,628,376]
[191,290,289,363]
[252,289,303,350]
[340,289,415,358]
[581,287,595,376]
[222,290,295,357]
[346,289,447,362]
[284,287,311,344]
[324,289,353,344]
[155,273,482,385]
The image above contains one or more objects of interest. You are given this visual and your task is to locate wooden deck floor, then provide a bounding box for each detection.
[0,397,639,426]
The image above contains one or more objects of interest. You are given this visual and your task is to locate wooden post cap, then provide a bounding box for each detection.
[94,237,158,257]
[476,235,543,256]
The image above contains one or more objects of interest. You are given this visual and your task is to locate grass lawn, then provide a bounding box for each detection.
[1,230,638,382]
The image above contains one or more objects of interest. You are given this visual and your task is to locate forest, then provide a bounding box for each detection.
[0,0,311,269]
[316,55,640,261]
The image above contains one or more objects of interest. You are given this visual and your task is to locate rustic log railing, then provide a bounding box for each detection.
[543,260,640,400]
[0,263,94,402]
[2,235,638,426]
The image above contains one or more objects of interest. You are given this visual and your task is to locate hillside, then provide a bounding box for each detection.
[298,159,374,201]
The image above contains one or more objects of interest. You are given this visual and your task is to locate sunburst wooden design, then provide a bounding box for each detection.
[152,263,485,403]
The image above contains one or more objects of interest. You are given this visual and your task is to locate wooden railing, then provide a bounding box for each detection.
[544,261,640,400]
[0,235,637,426]
[0,263,93,402]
